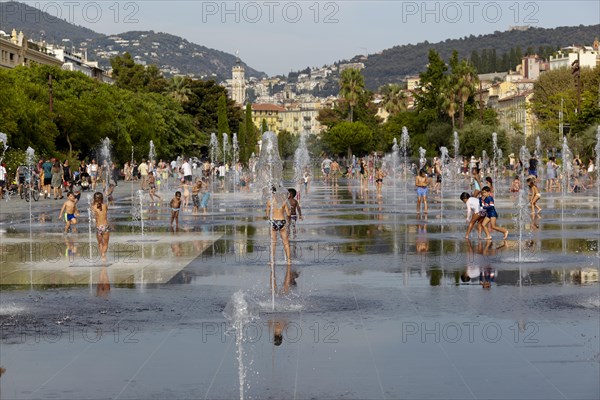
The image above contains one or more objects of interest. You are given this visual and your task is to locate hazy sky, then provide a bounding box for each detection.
[16,1,600,75]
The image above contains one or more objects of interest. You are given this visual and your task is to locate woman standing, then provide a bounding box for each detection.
[62,159,72,192]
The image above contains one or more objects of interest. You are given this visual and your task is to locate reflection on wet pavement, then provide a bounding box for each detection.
[0,178,598,399]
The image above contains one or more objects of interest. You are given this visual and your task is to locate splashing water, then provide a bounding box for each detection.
[26,147,35,262]
[223,291,259,400]
[232,133,239,164]
[210,133,219,164]
[149,140,156,166]
[223,133,230,166]
[87,194,94,261]
[294,131,311,183]
[516,145,532,262]
[98,137,112,189]
[418,147,426,171]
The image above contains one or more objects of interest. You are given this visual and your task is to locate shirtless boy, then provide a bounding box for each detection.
[266,187,292,293]
[170,191,182,229]
[59,192,79,234]
[287,188,303,239]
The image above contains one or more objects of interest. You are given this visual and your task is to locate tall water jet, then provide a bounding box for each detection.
[25,147,35,263]
[293,131,311,184]
[516,145,532,263]
[255,131,286,309]
[561,137,573,222]
[401,127,410,209]
[482,150,489,174]
[223,133,230,166]
[137,189,145,239]
[391,138,400,208]
[492,132,499,193]
[453,131,460,180]
[232,133,239,194]
[209,133,219,165]
[439,147,449,225]
[418,147,426,171]
[224,291,258,400]
[98,137,112,189]
[148,140,156,168]
[534,136,541,160]
[391,138,400,177]
[86,193,94,261]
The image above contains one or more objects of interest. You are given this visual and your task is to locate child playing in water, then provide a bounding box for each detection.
[509,176,520,193]
[266,186,292,293]
[287,188,303,239]
[148,172,161,202]
[170,191,182,229]
[92,192,110,260]
[460,192,488,239]
[415,169,428,214]
[527,176,542,213]
[480,186,509,240]
[59,192,79,234]
[105,183,115,205]
[191,178,202,214]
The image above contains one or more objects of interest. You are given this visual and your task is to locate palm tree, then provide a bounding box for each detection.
[339,68,365,122]
[455,60,478,129]
[167,76,192,103]
[381,83,408,116]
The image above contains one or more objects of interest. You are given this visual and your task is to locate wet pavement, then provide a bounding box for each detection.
[0,177,599,399]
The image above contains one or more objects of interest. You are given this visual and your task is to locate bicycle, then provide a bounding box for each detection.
[23,180,40,202]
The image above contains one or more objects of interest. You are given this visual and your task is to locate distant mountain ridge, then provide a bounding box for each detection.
[0,1,266,80]
[357,24,600,89]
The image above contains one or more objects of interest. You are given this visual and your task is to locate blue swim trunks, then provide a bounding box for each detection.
[417,186,428,197]
[65,213,76,222]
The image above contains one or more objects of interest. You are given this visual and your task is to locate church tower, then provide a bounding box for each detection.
[231,52,246,106]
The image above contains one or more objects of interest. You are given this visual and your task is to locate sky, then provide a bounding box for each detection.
[13,1,600,75]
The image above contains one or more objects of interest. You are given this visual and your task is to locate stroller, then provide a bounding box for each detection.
[74,171,91,191]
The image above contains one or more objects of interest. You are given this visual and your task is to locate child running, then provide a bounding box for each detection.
[59,192,79,234]
[287,188,303,239]
[92,192,110,261]
[460,192,489,239]
[266,186,292,293]
[170,191,182,229]
[148,172,161,202]
[527,176,542,213]
[480,186,509,239]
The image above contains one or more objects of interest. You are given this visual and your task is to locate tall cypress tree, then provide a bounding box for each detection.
[245,103,255,159]
[217,95,230,163]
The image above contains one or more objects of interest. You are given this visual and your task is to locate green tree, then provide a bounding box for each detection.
[244,103,256,160]
[323,121,373,156]
[167,76,192,103]
[380,83,408,116]
[110,53,167,93]
[339,68,366,122]
[414,49,448,118]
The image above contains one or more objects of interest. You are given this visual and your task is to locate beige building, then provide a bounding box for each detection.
[251,103,286,133]
[0,29,62,69]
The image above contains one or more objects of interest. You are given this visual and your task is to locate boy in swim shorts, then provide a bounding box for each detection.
[59,192,79,234]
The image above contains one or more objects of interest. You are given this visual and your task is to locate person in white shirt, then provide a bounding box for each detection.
[181,159,192,183]
[460,191,489,239]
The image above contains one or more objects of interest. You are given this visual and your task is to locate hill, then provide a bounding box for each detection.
[0,1,266,80]
[357,25,600,90]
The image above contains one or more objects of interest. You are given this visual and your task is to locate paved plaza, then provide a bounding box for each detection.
[0,177,599,399]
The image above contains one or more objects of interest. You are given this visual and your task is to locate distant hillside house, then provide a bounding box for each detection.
[549,45,599,70]
[0,29,62,69]
[48,45,112,83]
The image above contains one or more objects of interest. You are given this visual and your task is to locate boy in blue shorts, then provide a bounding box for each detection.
[59,192,79,234]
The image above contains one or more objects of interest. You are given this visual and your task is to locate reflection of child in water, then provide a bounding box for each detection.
[269,319,287,346]
[479,266,495,289]
[415,214,429,253]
